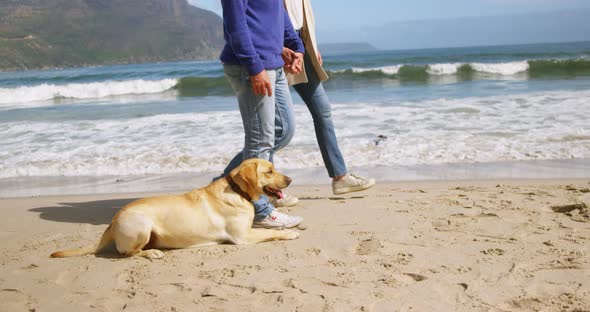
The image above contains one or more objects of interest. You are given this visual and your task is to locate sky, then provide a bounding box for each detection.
[188,0,590,49]
[188,0,590,25]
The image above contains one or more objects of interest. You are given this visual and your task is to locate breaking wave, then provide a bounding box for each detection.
[0,78,178,106]
[1,58,589,106]
[330,59,590,80]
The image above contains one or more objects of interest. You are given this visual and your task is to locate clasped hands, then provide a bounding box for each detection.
[249,48,304,97]
[281,47,304,75]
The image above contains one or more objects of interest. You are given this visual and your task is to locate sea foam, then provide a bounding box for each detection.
[427,61,530,76]
[1,90,588,178]
[427,63,462,75]
[351,65,403,75]
[328,65,404,76]
[333,61,532,77]
[470,61,529,75]
[0,78,178,106]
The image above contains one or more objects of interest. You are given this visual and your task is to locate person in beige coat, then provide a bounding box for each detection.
[281,0,375,198]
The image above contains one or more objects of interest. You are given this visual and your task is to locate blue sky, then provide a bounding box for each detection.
[315,0,590,29]
[188,0,590,48]
[189,0,590,26]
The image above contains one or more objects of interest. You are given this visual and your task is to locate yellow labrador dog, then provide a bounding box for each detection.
[51,159,300,259]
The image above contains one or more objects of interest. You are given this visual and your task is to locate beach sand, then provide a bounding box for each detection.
[0,179,589,311]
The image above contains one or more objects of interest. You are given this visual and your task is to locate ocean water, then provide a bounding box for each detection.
[1,41,589,195]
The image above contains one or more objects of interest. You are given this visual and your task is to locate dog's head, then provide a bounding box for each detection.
[231,158,291,201]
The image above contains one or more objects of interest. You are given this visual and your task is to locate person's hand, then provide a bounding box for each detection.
[317,51,323,66]
[281,47,297,65]
[290,52,304,74]
[250,70,272,97]
[284,52,304,74]
[282,48,302,74]
[284,65,299,75]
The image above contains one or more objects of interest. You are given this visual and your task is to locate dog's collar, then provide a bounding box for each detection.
[225,175,252,202]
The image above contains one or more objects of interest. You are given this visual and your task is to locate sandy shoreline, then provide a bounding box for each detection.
[1,159,588,198]
[1,179,589,311]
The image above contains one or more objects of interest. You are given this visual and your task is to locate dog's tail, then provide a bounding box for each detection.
[50,224,114,258]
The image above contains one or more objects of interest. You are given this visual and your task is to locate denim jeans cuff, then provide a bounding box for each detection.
[252,195,274,220]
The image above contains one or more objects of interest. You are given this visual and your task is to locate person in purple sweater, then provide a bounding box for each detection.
[218,0,305,229]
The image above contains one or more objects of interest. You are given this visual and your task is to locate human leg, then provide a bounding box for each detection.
[273,68,296,156]
[293,54,347,178]
[221,68,295,174]
[270,68,300,207]
[293,55,375,194]
[222,65,277,219]
[223,64,276,164]
[223,65,302,224]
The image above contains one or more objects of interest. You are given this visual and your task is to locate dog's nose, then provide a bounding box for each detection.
[285,176,292,185]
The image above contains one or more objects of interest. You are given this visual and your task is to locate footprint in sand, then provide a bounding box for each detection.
[551,203,587,213]
[403,273,427,282]
[378,276,399,287]
[0,288,36,311]
[481,248,506,256]
[564,185,590,193]
[306,248,322,256]
[355,239,382,255]
[551,203,589,222]
[508,292,586,311]
[328,259,346,267]
[381,253,415,268]
[55,265,90,286]
[394,253,414,265]
[155,282,195,297]
[350,230,373,237]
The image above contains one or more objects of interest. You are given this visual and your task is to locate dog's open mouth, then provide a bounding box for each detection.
[264,185,284,199]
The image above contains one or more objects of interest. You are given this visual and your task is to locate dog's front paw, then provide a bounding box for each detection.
[140,249,165,259]
[281,229,300,240]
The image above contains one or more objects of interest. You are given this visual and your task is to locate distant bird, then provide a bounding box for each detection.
[374,135,387,146]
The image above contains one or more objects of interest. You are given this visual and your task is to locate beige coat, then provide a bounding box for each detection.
[284,0,329,85]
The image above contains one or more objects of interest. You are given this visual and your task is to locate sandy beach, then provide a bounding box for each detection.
[0,179,589,311]
[2,1,590,311]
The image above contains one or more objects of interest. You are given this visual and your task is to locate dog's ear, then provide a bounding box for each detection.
[235,161,260,201]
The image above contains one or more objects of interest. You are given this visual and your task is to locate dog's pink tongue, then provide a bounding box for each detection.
[278,190,284,199]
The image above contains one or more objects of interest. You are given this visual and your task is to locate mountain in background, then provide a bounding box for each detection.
[0,0,224,71]
[319,9,590,50]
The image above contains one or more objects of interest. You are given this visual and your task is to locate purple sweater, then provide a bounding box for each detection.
[220,0,304,76]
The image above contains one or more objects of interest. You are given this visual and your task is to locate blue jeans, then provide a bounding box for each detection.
[293,53,347,178]
[222,65,296,220]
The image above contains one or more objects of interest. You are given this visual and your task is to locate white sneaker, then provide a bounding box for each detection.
[252,210,304,229]
[332,173,375,195]
[271,194,299,207]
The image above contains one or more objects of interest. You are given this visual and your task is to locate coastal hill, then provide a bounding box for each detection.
[0,0,224,71]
